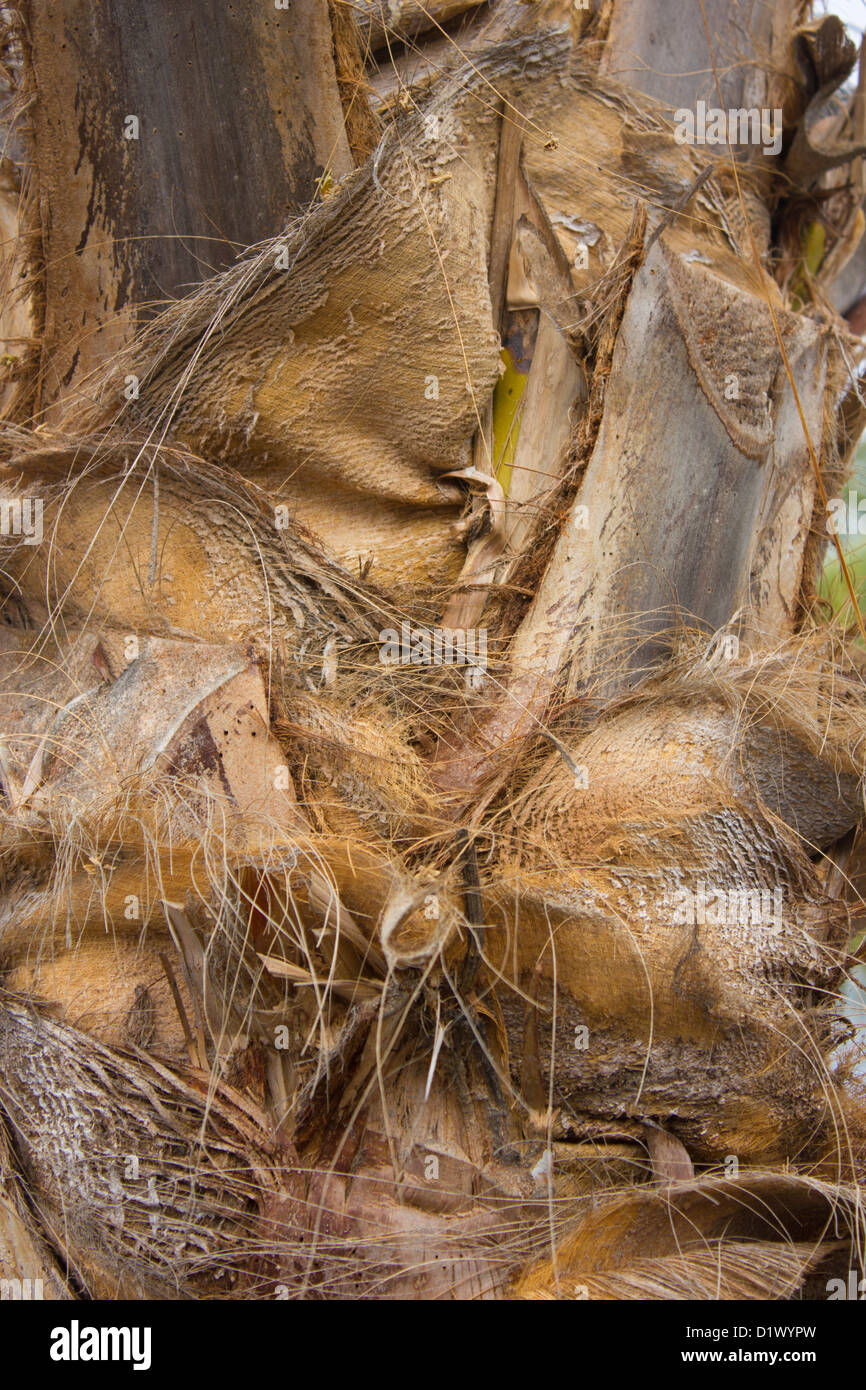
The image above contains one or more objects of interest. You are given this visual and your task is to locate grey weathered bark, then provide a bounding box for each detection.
[602,0,800,112]
[23,0,352,409]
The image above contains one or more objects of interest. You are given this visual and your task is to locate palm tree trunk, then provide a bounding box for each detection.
[1,0,866,1301]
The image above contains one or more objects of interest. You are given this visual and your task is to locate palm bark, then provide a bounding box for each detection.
[1,0,866,1301]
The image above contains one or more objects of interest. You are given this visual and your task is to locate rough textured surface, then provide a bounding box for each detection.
[0,441,381,652]
[0,1000,274,1297]
[26,0,352,407]
[2,0,865,1302]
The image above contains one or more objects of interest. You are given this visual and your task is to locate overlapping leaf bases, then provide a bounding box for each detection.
[1,0,866,1299]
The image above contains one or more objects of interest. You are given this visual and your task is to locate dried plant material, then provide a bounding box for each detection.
[786,15,866,186]
[642,1124,695,1184]
[3,0,866,1307]
[81,98,502,602]
[0,438,383,651]
[25,0,353,407]
[344,0,486,51]
[512,1172,861,1300]
[0,998,278,1297]
[483,632,864,1163]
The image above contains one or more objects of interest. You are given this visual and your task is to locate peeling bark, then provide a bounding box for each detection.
[24,0,352,410]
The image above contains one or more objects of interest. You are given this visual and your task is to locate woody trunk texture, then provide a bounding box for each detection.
[1,0,866,1300]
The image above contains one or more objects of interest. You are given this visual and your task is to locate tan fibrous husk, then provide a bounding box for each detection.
[512,1171,866,1300]
[0,994,281,1298]
[478,627,866,1164]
